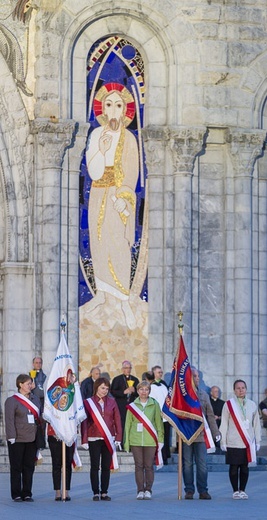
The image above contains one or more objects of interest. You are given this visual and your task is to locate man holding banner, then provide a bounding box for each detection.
[182,368,220,499]
[162,335,220,500]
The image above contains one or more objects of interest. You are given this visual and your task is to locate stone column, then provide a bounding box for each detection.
[225,130,265,398]
[30,119,77,363]
[2,263,34,404]
[257,149,267,397]
[60,122,89,367]
[169,127,207,361]
[143,125,171,370]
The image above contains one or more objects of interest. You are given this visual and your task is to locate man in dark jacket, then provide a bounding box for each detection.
[209,385,225,429]
[80,367,101,400]
[259,388,267,429]
[111,361,139,436]
[183,369,220,500]
[30,357,46,413]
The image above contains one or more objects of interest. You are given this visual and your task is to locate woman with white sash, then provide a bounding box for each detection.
[4,373,42,502]
[220,379,261,500]
[124,380,164,500]
[81,377,122,501]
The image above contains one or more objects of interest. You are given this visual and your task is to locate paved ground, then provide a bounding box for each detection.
[0,469,266,520]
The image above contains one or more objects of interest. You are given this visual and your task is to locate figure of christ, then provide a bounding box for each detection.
[85,85,139,330]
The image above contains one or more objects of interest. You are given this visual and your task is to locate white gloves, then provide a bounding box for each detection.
[220,445,227,452]
[8,439,15,444]
[256,444,260,452]
[115,441,122,451]
[81,443,89,450]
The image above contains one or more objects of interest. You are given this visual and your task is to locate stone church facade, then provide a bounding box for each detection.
[0,0,267,437]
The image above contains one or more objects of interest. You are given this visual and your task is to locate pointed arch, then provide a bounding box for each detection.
[0,54,31,262]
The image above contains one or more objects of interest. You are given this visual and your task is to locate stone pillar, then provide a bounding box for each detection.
[30,119,77,364]
[143,125,171,370]
[258,149,267,397]
[2,263,34,403]
[60,122,89,367]
[196,127,227,386]
[169,127,207,361]
[225,130,265,398]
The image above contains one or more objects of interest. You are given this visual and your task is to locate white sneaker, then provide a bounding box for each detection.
[136,492,144,500]
[233,491,241,499]
[144,491,152,500]
[239,491,248,499]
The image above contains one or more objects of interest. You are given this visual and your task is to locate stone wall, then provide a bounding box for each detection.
[0,1,267,439]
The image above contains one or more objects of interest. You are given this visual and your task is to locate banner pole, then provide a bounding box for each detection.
[178,435,183,500]
[62,441,66,501]
[177,311,184,500]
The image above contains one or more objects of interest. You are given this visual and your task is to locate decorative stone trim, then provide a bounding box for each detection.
[169,126,208,175]
[30,119,77,168]
[142,125,169,175]
[226,129,266,177]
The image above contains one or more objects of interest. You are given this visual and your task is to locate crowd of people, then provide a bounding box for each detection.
[4,356,266,503]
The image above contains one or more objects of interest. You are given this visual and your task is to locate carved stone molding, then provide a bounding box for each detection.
[30,119,77,168]
[0,262,34,275]
[142,125,169,175]
[226,129,266,177]
[169,126,207,175]
[67,122,90,173]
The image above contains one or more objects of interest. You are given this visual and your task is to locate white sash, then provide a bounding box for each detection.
[227,398,256,464]
[86,398,118,470]
[203,415,215,453]
[127,402,163,468]
[14,393,40,419]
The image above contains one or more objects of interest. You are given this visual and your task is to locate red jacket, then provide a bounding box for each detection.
[81,395,122,443]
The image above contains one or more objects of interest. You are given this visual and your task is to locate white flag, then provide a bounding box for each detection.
[43,332,86,446]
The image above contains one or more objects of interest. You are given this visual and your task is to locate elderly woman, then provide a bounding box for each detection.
[124,380,164,500]
[4,373,42,502]
[81,377,122,501]
[220,379,261,500]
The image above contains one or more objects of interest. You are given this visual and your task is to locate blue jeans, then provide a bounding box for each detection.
[182,442,208,494]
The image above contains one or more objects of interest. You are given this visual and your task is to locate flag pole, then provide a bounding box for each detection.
[60,316,67,502]
[177,311,183,500]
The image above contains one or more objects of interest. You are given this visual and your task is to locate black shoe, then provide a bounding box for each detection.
[64,496,71,501]
[199,492,211,500]
[55,497,62,501]
[185,492,194,499]
[101,494,111,501]
[24,497,34,502]
[93,494,100,501]
[13,497,23,502]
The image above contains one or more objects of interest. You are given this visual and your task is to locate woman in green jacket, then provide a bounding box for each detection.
[124,380,164,500]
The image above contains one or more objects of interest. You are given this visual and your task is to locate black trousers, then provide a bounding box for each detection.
[8,440,36,499]
[48,436,74,491]
[89,439,112,495]
[162,421,171,462]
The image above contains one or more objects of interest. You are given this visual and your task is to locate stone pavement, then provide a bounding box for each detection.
[0,469,266,520]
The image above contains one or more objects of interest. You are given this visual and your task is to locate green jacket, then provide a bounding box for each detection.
[124,396,164,450]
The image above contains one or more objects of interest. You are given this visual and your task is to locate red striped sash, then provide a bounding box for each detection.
[127,402,163,467]
[227,399,253,463]
[84,398,118,470]
[13,393,40,423]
